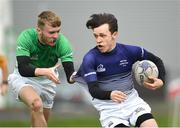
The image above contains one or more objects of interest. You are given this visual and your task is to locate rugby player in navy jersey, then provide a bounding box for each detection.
[73,13,166,128]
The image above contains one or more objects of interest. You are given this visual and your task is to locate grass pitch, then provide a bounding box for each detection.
[0,114,170,127]
[0,116,101,127]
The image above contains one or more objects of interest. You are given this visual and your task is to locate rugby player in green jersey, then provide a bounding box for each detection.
[8,11,75,127]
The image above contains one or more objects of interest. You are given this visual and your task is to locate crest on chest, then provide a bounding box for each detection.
[96,59,129,73]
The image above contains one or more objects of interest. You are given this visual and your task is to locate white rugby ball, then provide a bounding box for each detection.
[133,60,159,86]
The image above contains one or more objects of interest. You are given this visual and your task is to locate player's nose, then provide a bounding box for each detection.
[52,32,59,39]
[96,36,102,44]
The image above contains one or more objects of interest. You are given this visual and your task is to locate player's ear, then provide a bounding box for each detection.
[112,31,118,39]
[36,26,42,34]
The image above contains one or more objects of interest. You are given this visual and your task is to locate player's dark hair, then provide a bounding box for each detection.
[38,10,61,28]
[86,13,118,33]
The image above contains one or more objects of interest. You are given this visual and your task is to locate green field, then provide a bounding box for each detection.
[0,116,100,127]
[0,114,171,127]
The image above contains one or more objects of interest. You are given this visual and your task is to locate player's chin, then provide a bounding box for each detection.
[97,47,107,53]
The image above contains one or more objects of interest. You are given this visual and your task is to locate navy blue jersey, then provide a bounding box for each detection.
[76,43,149,92]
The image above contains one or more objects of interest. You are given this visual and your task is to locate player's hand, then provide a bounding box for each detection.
[69,71,77,84]
[0,83,8,96]
[48,64,61,84]
[35,64,61,84]
[110,90,127,103]
[143,77,163,90]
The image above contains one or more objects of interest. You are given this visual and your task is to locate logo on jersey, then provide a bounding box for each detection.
[119,59,128,67]
[17,46,22,50]
[31,54,38,60]
[97,64,106,72]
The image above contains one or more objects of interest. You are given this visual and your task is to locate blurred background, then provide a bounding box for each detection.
[0,0,180,127]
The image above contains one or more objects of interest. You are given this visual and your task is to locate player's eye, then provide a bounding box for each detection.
[99,34,106,38]
[49,31,55,34]
[49,30,60,35]
[94,34,98,38]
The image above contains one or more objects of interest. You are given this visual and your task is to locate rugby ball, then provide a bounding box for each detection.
[133,60,159,86]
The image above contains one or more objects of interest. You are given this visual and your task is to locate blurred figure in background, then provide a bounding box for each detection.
[0,55,8,96]
[8,10,75,127]
[167,78,180,127]
[74,13,166,128]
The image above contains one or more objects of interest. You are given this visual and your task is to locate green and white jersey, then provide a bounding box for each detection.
[16,28,73,68]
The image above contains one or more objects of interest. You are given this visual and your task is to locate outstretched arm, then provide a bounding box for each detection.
[62,61,75,84]
[0,56,8,95]
[87,81,127,102]
[17,56,60,84]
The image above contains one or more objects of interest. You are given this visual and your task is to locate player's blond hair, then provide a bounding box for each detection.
[37,10,61,29]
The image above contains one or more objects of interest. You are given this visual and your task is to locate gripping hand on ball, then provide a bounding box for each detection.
[143,77,163,90]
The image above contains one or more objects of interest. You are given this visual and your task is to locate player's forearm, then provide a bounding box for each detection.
[1,70,8,85]
[17,56,36,77]
[62,61,75,83]
[34,68,48,76]
[87,81,111,100]
[1,63,8,82]
[0,56,8,83]
[147,52,166,84]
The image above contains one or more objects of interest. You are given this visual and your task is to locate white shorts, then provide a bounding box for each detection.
[8,69,57,108]
[91,89,151,128]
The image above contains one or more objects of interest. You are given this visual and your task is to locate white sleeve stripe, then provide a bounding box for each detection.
[141,47,144,58]
[84,72,96,77]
